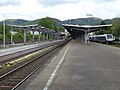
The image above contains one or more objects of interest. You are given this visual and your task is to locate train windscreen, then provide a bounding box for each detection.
[107,35,112,39]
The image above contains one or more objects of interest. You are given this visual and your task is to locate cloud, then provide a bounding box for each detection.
[37,0,117,7]
[37,0,79,6]
[0,0,120,21]
[0,0,21,6]
[99,0,116,2]
[43,0,119,20]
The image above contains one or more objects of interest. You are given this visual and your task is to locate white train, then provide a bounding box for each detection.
[89,34,115,43]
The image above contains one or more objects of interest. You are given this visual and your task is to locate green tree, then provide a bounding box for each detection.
[95,20,112,35]
[112,17,120,37]
[57,26,65,32]
[39,17,56,30]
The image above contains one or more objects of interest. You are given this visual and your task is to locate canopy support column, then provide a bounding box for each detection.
[85,31,89,44]
[24,29,27,44]
[32,30,35,42]
[38,31,41,42]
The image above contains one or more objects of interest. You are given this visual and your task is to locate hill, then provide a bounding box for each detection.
[0,17,112,26]
[0,19,29,25]
[62,17,103,25]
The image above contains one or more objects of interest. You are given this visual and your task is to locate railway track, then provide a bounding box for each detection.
[0,40,66,76]
[0,40,64,64]
[0,40,69,90]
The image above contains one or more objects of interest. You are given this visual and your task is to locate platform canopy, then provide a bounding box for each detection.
[7,24,39,31]
[62,24,112,39]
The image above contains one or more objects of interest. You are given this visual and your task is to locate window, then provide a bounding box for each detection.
[107,35,112,39]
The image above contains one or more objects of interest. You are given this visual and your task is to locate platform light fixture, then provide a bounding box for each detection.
[86,14,93,44]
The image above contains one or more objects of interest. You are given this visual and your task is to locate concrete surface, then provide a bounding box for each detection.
[0,40,62,56]
[16,40,120,90]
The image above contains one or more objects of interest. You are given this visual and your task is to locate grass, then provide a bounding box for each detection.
[108,42,120,47]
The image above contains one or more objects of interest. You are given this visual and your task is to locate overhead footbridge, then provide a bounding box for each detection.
[62,24,112,44]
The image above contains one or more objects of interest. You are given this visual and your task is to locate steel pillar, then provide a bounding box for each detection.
[11,35,13,44]
[46,33,48,41]
[85,31,89,44]
[38,31,41,42]
[24,29,27,44]
[32,30,35,42]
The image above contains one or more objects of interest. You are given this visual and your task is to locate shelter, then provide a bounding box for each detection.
[7,24,61,44]
[62,24,112,44]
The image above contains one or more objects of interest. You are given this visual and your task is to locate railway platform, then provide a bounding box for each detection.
[0,40,62,57]
[16,40,120,90]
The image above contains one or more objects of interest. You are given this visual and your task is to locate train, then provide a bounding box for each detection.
[89,34,115,43]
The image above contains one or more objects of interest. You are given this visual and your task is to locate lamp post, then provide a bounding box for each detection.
[3,19,6,47]
[86,14,93,44]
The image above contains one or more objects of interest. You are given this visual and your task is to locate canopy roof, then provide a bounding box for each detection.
[62,24,112,38]
[7,24,56,33]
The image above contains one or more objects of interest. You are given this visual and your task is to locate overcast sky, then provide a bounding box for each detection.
[0,0,120,21]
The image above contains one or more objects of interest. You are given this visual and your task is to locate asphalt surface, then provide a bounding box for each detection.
[16,40,120,90]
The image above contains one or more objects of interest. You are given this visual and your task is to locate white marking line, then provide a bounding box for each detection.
[52,56,57,62]
[43,44,71,90]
